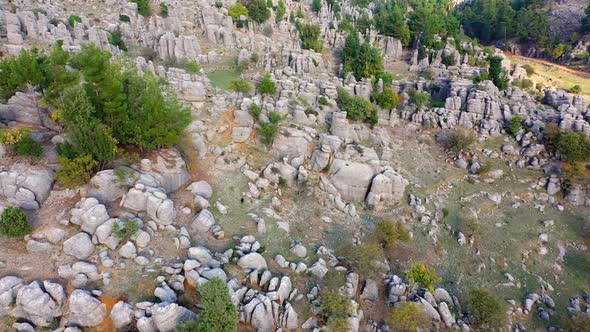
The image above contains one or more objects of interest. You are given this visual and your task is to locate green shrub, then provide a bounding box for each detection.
[319,96,330,106]
[229,79,253,93]
[159,3,169,17]
[569,85,582,94]
[119,15,131,22]
[0,127,31,145]
[564,314,590,332]
[296,9,305,18]
[297,23,323,52]
[444,129,474,153]
[55,155,98,188]
[512,79,534,89]
[176,320,198,332]
[318,290,351,331]
[373,87,400,110]
[258,122,279,145]
[430,99,445,108]
[0,48,48,102]
[339,242,386,279]
[258,74,276,95]
[197,277,238,332]
[249,103,262,120]
[467,288,505,328]
[131,0,151,16]
[487,55,508,90]
[387,302,431,332]
[247,0,271,23]
[275,0,286,22]
[342,31,383,80]
[374,71,398,85]
[556,132,590,162]
[108,31,127,51]
[228,2,248,22]
[406,263,441,291]
[182,60,201,74]
[411,91,429,109]
[442,54,456,66]
[0,207,32,237]
[375,220,410,248]
[68,15,82,27]
[215,1,223,8]
[337,87,378,126]
[112,218,140,239]
[312,0,322,13]
[14,134,43,158]
[268,111,282,124]
[506,116,522,136]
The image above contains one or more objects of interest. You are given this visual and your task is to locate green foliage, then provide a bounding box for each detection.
[556,132,590,162]
[373,87,400,110]
[197,277,238,332]
[522,64,535,76]
[411,91,429,109]
[374,71,398,85]
[275,0,286,22]
[0,127,30,145]
[13,134,43,158]
[268,111,282,124]
[467,288,505,328]
[120,15,131,22]
[258,74,276,95]
[0,48,48,102]
[296,9,305,18]
[108,30,128,51]
[512,79,533,89]
[55,155,98,188]
[506,116,522,136]
[249,103,262,120]
[0,207,32,237]
[182,60,201,74]
[337,87,378,126]
[406,263,441,291]
[160,3,169,17]
[297,23,323,52]
[258,122,279,145]
[318,290,351,331]
[229,2,248,22]
[387,302,431,332]
[131,0,151,16]
[339,242,386,279]
[318,96,330,106]
[582,3,590,33]
[176,320,199,332]
[247,0,271,23]
[442,54,456,66]
[112,218,140,239]
[487,55,508,90]
[312,0,322,14]
[553,43,571,59]
[444,129,474,153]
[342,31,383,80]
[375,220,410,248]
[229,79,253,93]
[68,15,82,26]
[569,85,582,94]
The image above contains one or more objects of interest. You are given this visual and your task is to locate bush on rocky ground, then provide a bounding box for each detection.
[228,2,248,22]
[258,74,276,95]
[444,129,474,153]
[297,23,323,52]
[556,132,590,162]
[197,277,238,332]
[0,207,32,237]
[373,87,400,110]
[375,220,410,248]
[405,263,441,291]
[131,0,151,16]
[387,302,431,332]
[318,290,351,331]
[467,288,506,328]
[55,155,98,188]
[506,116,522,136]
[337,87,378,126]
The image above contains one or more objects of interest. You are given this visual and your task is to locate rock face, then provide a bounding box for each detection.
[67,290,107,327]
[14,281,65,327]
[63,233,95,260]
[152,302,197,332]
[0,164,53,209]
[366,169,408,208]
[121,184,176,225]
[237,253,268,271]
[86,170,127,203]
[328,159,375,201]
[70,198,110,235]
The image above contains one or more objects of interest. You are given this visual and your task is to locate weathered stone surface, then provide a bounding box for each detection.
[68,290,107,327]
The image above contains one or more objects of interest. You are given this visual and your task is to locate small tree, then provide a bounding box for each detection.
[312,0,322,14]
[487,55,508,90]
[569,85,582,94]
[375,220,410,248]
[112,218,140,239]
[131,0,151,16]
[467,288,505,328]
[258,122,279,145]
[0,207,32,237]
[197,277,238,332]
[68,15,82,26]
[337,87,378,126]
[444,129,474,153]
[159,3,169,17]
[275,0,286,22]
[298,23,323,52]
[556,132,590,162]
[373,87,400,110]
[387,302,431,332]
[411,91,429,109]
[506,116,522,136]
[249,103,262,120]
[258,74,276,95]
[247,0,271,23]
[406,263,441,291]
[228,2,248,22]
[229,79,253,94]
[318,290,351,331]
[13,134,43,159]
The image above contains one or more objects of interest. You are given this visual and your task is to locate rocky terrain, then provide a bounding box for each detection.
[0,0,589,331]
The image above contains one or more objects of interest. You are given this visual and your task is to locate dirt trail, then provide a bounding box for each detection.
[505,52,590,79]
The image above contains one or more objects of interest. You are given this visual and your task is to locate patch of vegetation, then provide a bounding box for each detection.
[229,79,254,94]
[228,2,248,22]
[512,79,533,89]
[119,15,131,22]
[176,320,198,332]
[568,85,582,94]
[406,263,441,291]
[337,87,378,126]
[249,103,262,120]
[410,90,430,109]
[112,218,140,239]
[342,30,383,80]
[181,60,201,74]
[372,87,400,110]
[318,290,351,331]
[197,277,238,332]
[339,242,386,279]
[522,64,535,76]
[258,111,282,146]
[375,220,410,248]
[488,56,508,90]
[108,30,127,51]
[13,134,43,159]
[506,115,522,136]
[68,15,82,27]
[0,207,32,237]
[55,155,98,188]
[444,129,475,153]
[297,23,323,52]
[258,74,276,95]
[131,0,151,16]
[312,0,322,14]
[160,3,169,17]
[318,96,330,106]
[275,0,286,22]
[247,0,270,23]
[467,288,506,328]
[387,302,431,332]
[556,132,590,162]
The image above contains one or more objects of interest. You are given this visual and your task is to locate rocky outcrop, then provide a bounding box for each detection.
[0,164,53,210]
[67,290,107,327]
